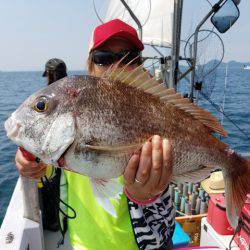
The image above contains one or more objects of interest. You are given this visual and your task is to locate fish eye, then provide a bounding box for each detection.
[33,99,49,112]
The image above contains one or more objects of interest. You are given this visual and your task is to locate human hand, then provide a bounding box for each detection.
[124,135,172,202]
[15,148,47,179]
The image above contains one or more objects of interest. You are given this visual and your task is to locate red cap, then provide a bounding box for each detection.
[89,19,144,52]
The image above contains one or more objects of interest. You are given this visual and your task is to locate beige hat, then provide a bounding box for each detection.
[201,171,225,194]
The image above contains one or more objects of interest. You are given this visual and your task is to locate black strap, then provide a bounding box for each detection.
[57,216,68,247]
[40,175,77,247]
[41,176,76,219]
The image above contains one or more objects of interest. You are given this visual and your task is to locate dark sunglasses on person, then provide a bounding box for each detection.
[91,50,141,66]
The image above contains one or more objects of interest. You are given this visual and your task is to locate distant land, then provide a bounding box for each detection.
[202,59,250,68]
[179,59,250,70]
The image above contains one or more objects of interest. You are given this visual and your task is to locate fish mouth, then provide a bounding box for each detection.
[57,143,73,168]
[5,115,22,139]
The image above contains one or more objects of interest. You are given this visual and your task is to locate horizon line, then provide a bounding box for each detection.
[1,60,250,72]
[0,69,87,72]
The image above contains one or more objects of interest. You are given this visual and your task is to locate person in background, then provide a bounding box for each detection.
[15,20,175,249]
[42,58,67,85]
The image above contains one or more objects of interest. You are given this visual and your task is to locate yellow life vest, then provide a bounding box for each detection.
[37,165,55,188]
[64,171,138,250]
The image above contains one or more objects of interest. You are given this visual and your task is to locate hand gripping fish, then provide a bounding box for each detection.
[5,65,250,227]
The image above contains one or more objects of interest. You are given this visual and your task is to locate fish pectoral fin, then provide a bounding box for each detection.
[94,197,117,217]
[89,178,123,217]
[84,143,142,154]
[172,165,216,184]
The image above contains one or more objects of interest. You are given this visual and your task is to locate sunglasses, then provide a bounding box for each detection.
[91,50,141,66]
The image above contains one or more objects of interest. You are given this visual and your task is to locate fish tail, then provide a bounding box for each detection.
[223,151,250,229]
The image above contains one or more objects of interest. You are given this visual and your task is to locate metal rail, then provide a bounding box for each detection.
[189,0,224,101]
[120,0,143,40]
[169,0,183,89]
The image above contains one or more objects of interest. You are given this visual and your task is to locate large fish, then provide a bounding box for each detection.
[5,66,250,225]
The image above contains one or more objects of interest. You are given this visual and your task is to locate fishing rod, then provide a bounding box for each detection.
[200,92,250,140]
[180,64,249,140]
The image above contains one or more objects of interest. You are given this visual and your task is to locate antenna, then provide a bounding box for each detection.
[221,64,228,127]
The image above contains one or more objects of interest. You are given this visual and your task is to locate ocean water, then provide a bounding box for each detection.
[0,71,84,225]
[0,68,249,225]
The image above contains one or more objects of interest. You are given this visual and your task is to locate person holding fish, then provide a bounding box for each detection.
[9,19,249,250]
[14,19,175,249]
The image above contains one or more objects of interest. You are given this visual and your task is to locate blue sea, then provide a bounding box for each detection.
[0,68,249,225]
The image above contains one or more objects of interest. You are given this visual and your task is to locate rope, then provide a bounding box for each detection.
[41,176,76,219]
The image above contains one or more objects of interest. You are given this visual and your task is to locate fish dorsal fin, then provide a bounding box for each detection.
[105,65,227,137]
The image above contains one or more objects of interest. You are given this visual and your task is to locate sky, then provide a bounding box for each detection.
[0,0,249,71]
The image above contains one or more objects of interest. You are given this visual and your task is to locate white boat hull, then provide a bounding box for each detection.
[0,178,72,250]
